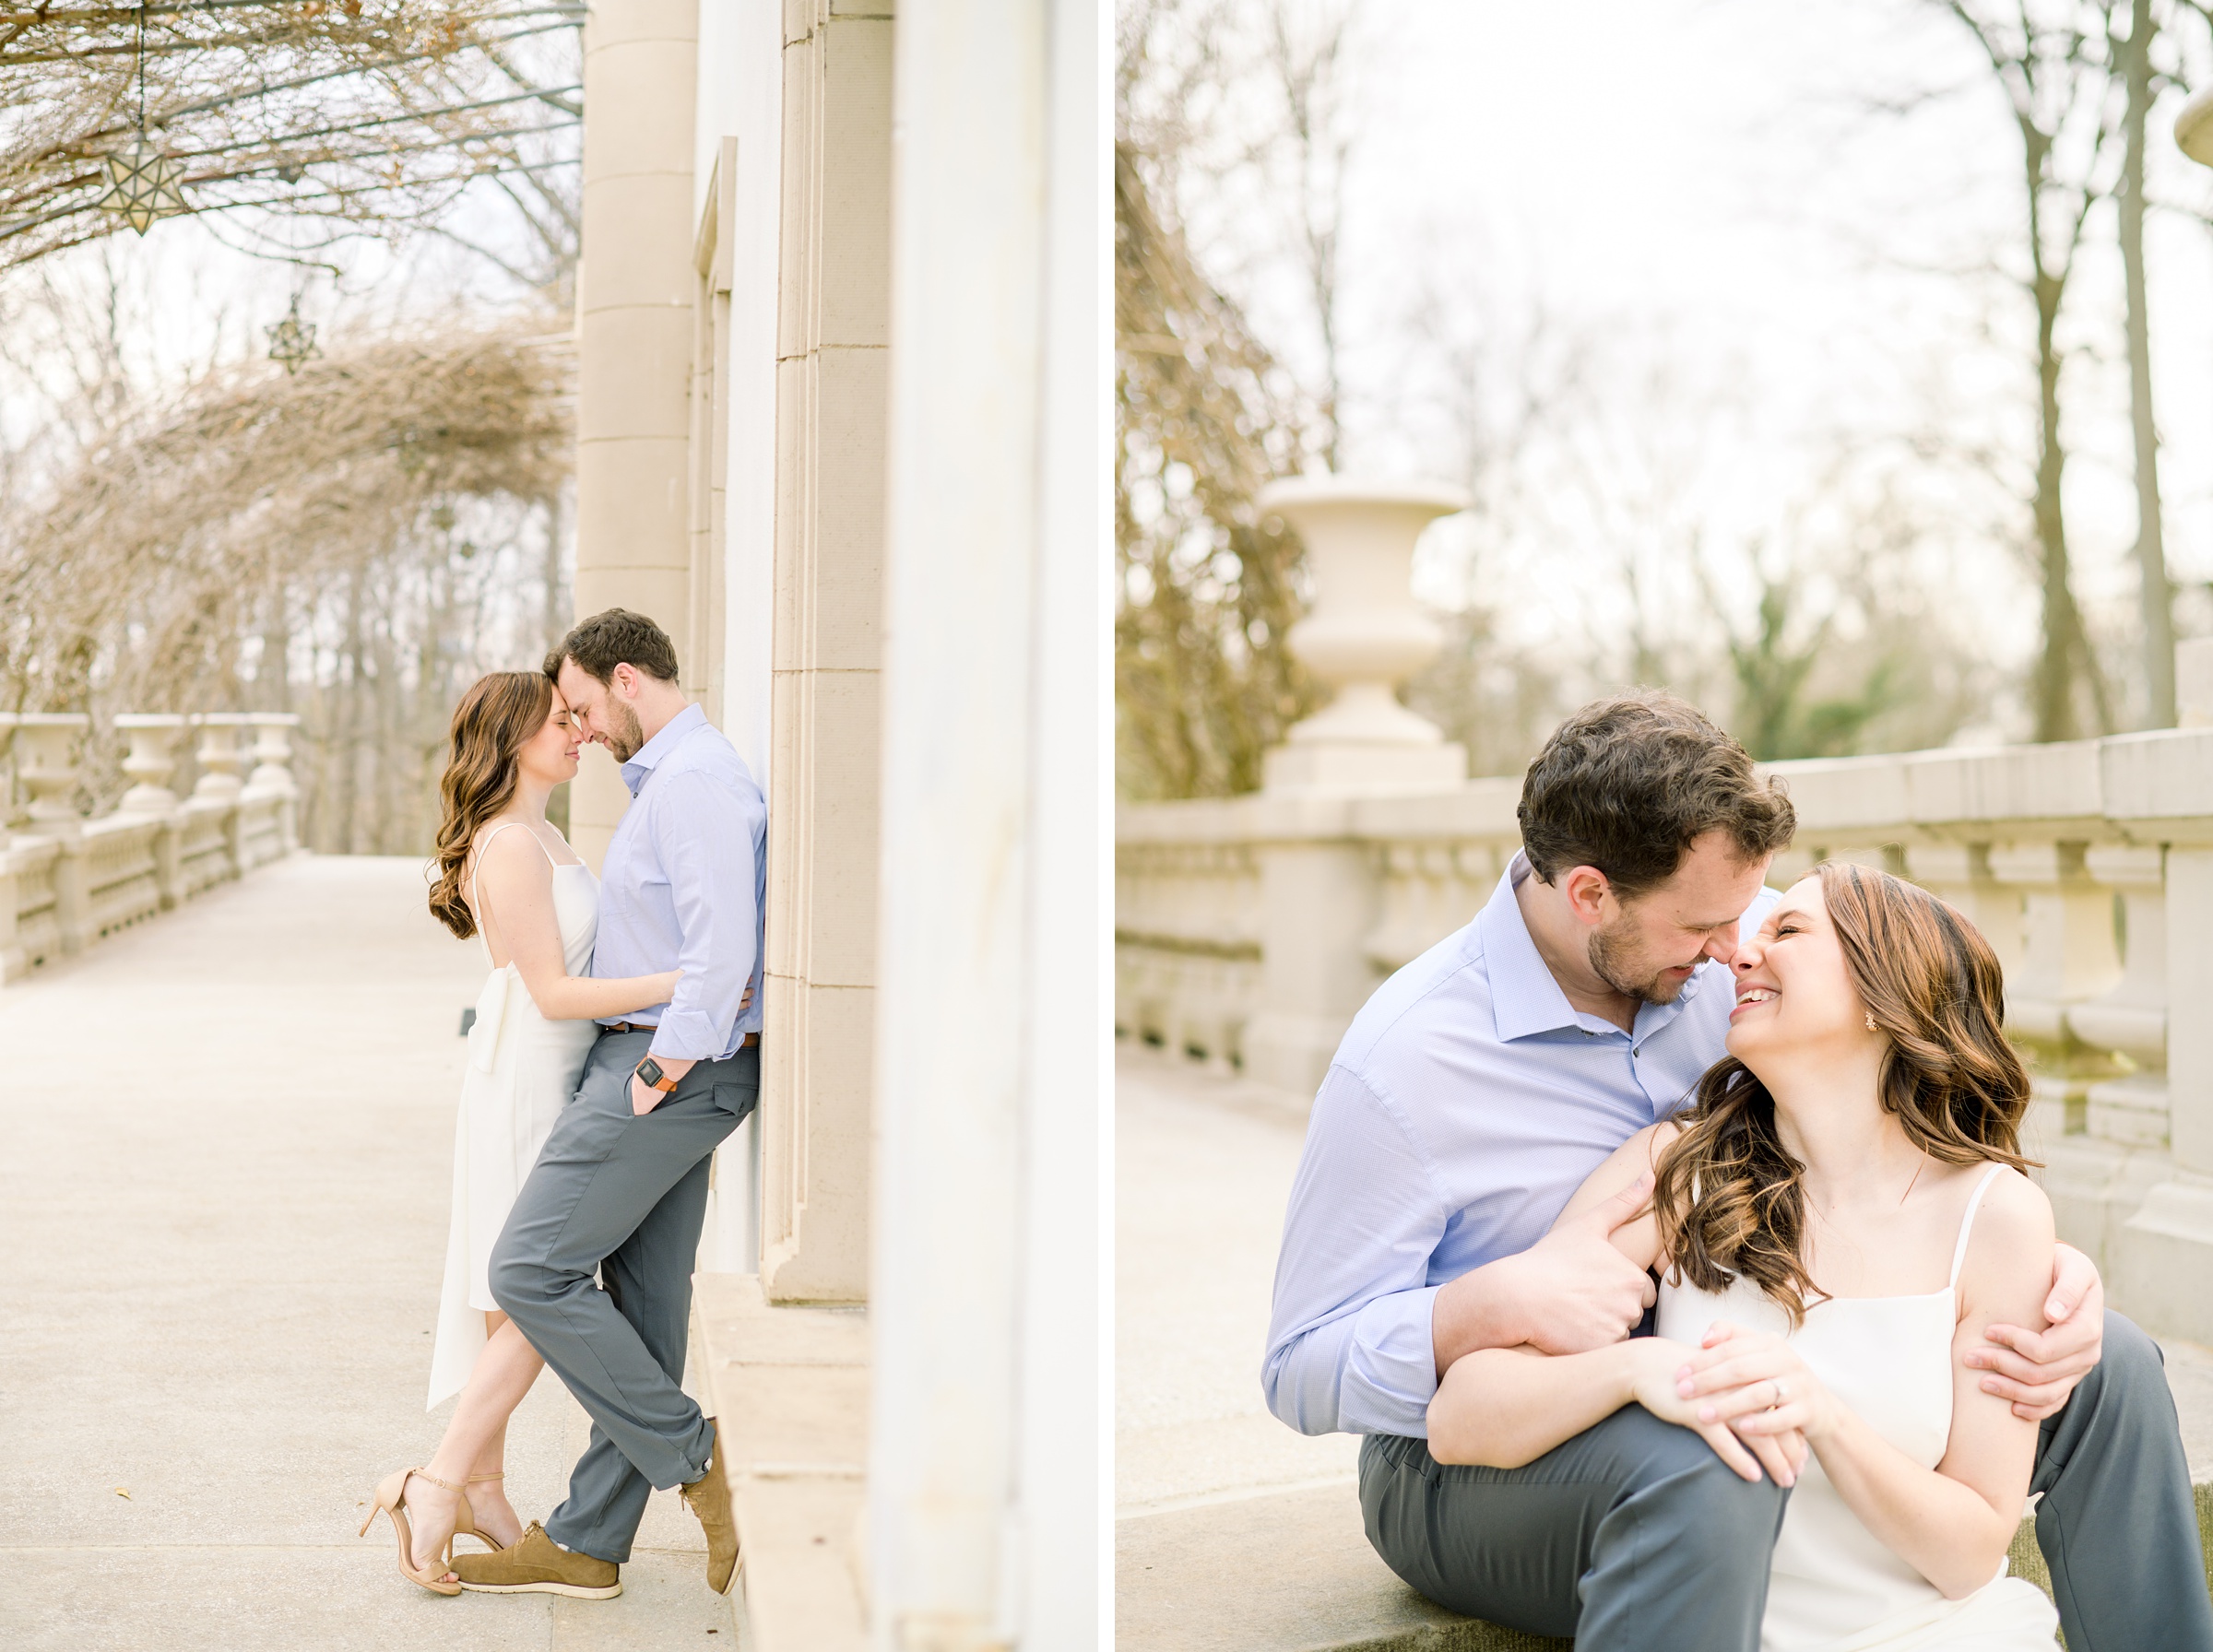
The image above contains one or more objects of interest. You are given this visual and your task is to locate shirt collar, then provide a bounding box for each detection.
[1477,852,1587,1042]
[1476,850,1707,1044]
[619,702,706,797]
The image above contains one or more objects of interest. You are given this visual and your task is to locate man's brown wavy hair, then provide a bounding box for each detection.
[427,670,554,939]
[1652,861,2033,1323]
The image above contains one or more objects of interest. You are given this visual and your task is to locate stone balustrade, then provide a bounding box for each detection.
[0,709,303,982]
[1118,726,2213,1342]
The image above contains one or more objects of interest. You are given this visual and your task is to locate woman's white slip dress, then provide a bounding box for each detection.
[1654,1166,2061,1652]
[426,821,601,1409]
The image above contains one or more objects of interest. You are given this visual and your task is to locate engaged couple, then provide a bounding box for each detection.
[1266,693,2213,1651]
[361,607,767,1602]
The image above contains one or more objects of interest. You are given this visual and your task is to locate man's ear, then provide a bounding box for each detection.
[1558,865,1614,929]
[610,662,636,699]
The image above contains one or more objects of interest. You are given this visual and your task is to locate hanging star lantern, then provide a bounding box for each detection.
[265,296,321,375]
[98,136,190,236]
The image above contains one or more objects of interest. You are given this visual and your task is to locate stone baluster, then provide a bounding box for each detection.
[2068,845,2170,1150]
[1905,844,2024,979]
[190,714,249,800]
[0,840,20,984]
[192,713,251,880]
[15,714,89,953]
[1988,841,2123,1143]
[2115,837,2213,1343]
[115,714,188,812]
[246,711,302,852]
[113,714,188,910]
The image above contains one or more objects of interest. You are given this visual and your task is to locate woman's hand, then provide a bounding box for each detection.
[1675,1320,1837,1452]
[1625,1337,1809,1486]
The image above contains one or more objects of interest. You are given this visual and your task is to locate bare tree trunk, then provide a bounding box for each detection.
[1270,6,1354,470]
[2122,0,2174,726]
[2022,124,2107,742]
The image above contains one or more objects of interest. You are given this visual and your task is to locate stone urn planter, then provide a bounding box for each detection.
[1256,474,1470,795]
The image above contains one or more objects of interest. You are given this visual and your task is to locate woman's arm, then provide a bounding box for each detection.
[1429,1338,1777,1481]
[474,831,680,1021]
[1698,1170,2054,1599]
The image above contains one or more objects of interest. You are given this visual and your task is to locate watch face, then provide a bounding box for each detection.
[638,1058,663,1087]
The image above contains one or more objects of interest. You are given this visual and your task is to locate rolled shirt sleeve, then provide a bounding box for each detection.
[646,769,763,1062]
[1262,1066,1451,1438]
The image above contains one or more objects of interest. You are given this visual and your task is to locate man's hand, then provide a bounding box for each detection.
[1970,1241,2103,1421]
[1435,1173,1659,1375]
[631,1055,697,1115]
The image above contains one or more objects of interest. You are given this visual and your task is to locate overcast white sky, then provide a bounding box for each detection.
[1177,0,2213,725]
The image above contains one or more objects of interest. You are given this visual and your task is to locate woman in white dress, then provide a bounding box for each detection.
[360,670,682,1597]
[1427,862,2063,1650]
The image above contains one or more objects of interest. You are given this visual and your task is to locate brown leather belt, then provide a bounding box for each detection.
[599,1023,760,1048]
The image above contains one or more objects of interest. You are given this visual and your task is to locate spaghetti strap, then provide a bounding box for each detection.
[468,821,556,964]
[1947,1164,2007,1291]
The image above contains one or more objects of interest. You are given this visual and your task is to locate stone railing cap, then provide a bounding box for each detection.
[191,712,255,726]
[1257,474,1472,516]
[112,713,190,727]
[245,711,302,726]
[13,712,89,727]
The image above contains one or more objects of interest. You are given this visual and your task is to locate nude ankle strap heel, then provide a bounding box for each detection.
[360,1467,479,1596]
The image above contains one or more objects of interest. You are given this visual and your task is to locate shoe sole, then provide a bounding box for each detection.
[456,1579,622,1599]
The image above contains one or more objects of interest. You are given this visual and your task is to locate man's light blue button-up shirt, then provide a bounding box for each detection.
[1261,853,1776,1439]
[592,702,767,1062]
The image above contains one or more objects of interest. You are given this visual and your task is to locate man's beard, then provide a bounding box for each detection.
[603,700,646,762]
[1588,917,1694,1006]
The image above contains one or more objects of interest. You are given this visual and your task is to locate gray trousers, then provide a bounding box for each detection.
[489,1031,758,1564]
[1361,1311,2213,1652]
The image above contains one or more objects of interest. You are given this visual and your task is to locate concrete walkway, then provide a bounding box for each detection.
[0,855,724,1651]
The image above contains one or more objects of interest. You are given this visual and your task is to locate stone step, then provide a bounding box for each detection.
[1118,1479,2213,1652]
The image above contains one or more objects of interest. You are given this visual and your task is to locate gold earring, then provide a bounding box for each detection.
[1864,1012,1877,1031]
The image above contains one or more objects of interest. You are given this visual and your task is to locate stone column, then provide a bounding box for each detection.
[16,714,89,953]
[114,714,188,909]
[571,0,700,871]
[756,0,893,1306]
[1241,801,1388,1097]
[870,0,1098,1630]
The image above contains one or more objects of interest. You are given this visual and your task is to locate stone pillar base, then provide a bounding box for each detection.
[2116,1176,2213,1343]
[1262,741,1465,796]
[2036,1133,2173,1277]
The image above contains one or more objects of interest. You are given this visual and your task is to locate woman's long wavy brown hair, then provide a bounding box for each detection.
[428,670,554,939]
[1652,861,2034,1323]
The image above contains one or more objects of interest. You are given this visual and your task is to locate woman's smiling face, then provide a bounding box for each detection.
[1724,875,1873,1068]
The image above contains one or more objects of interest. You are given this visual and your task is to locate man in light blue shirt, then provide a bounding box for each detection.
[467,609,763,1603]
[1266,693,2196,1652]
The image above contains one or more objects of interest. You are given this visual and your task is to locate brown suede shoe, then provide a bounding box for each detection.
[680,1422,740,1595]
[452,1521,621,1599]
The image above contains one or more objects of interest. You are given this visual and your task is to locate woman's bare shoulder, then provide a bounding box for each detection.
[1959,1164,2054,1304]
[472,820,553,886]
